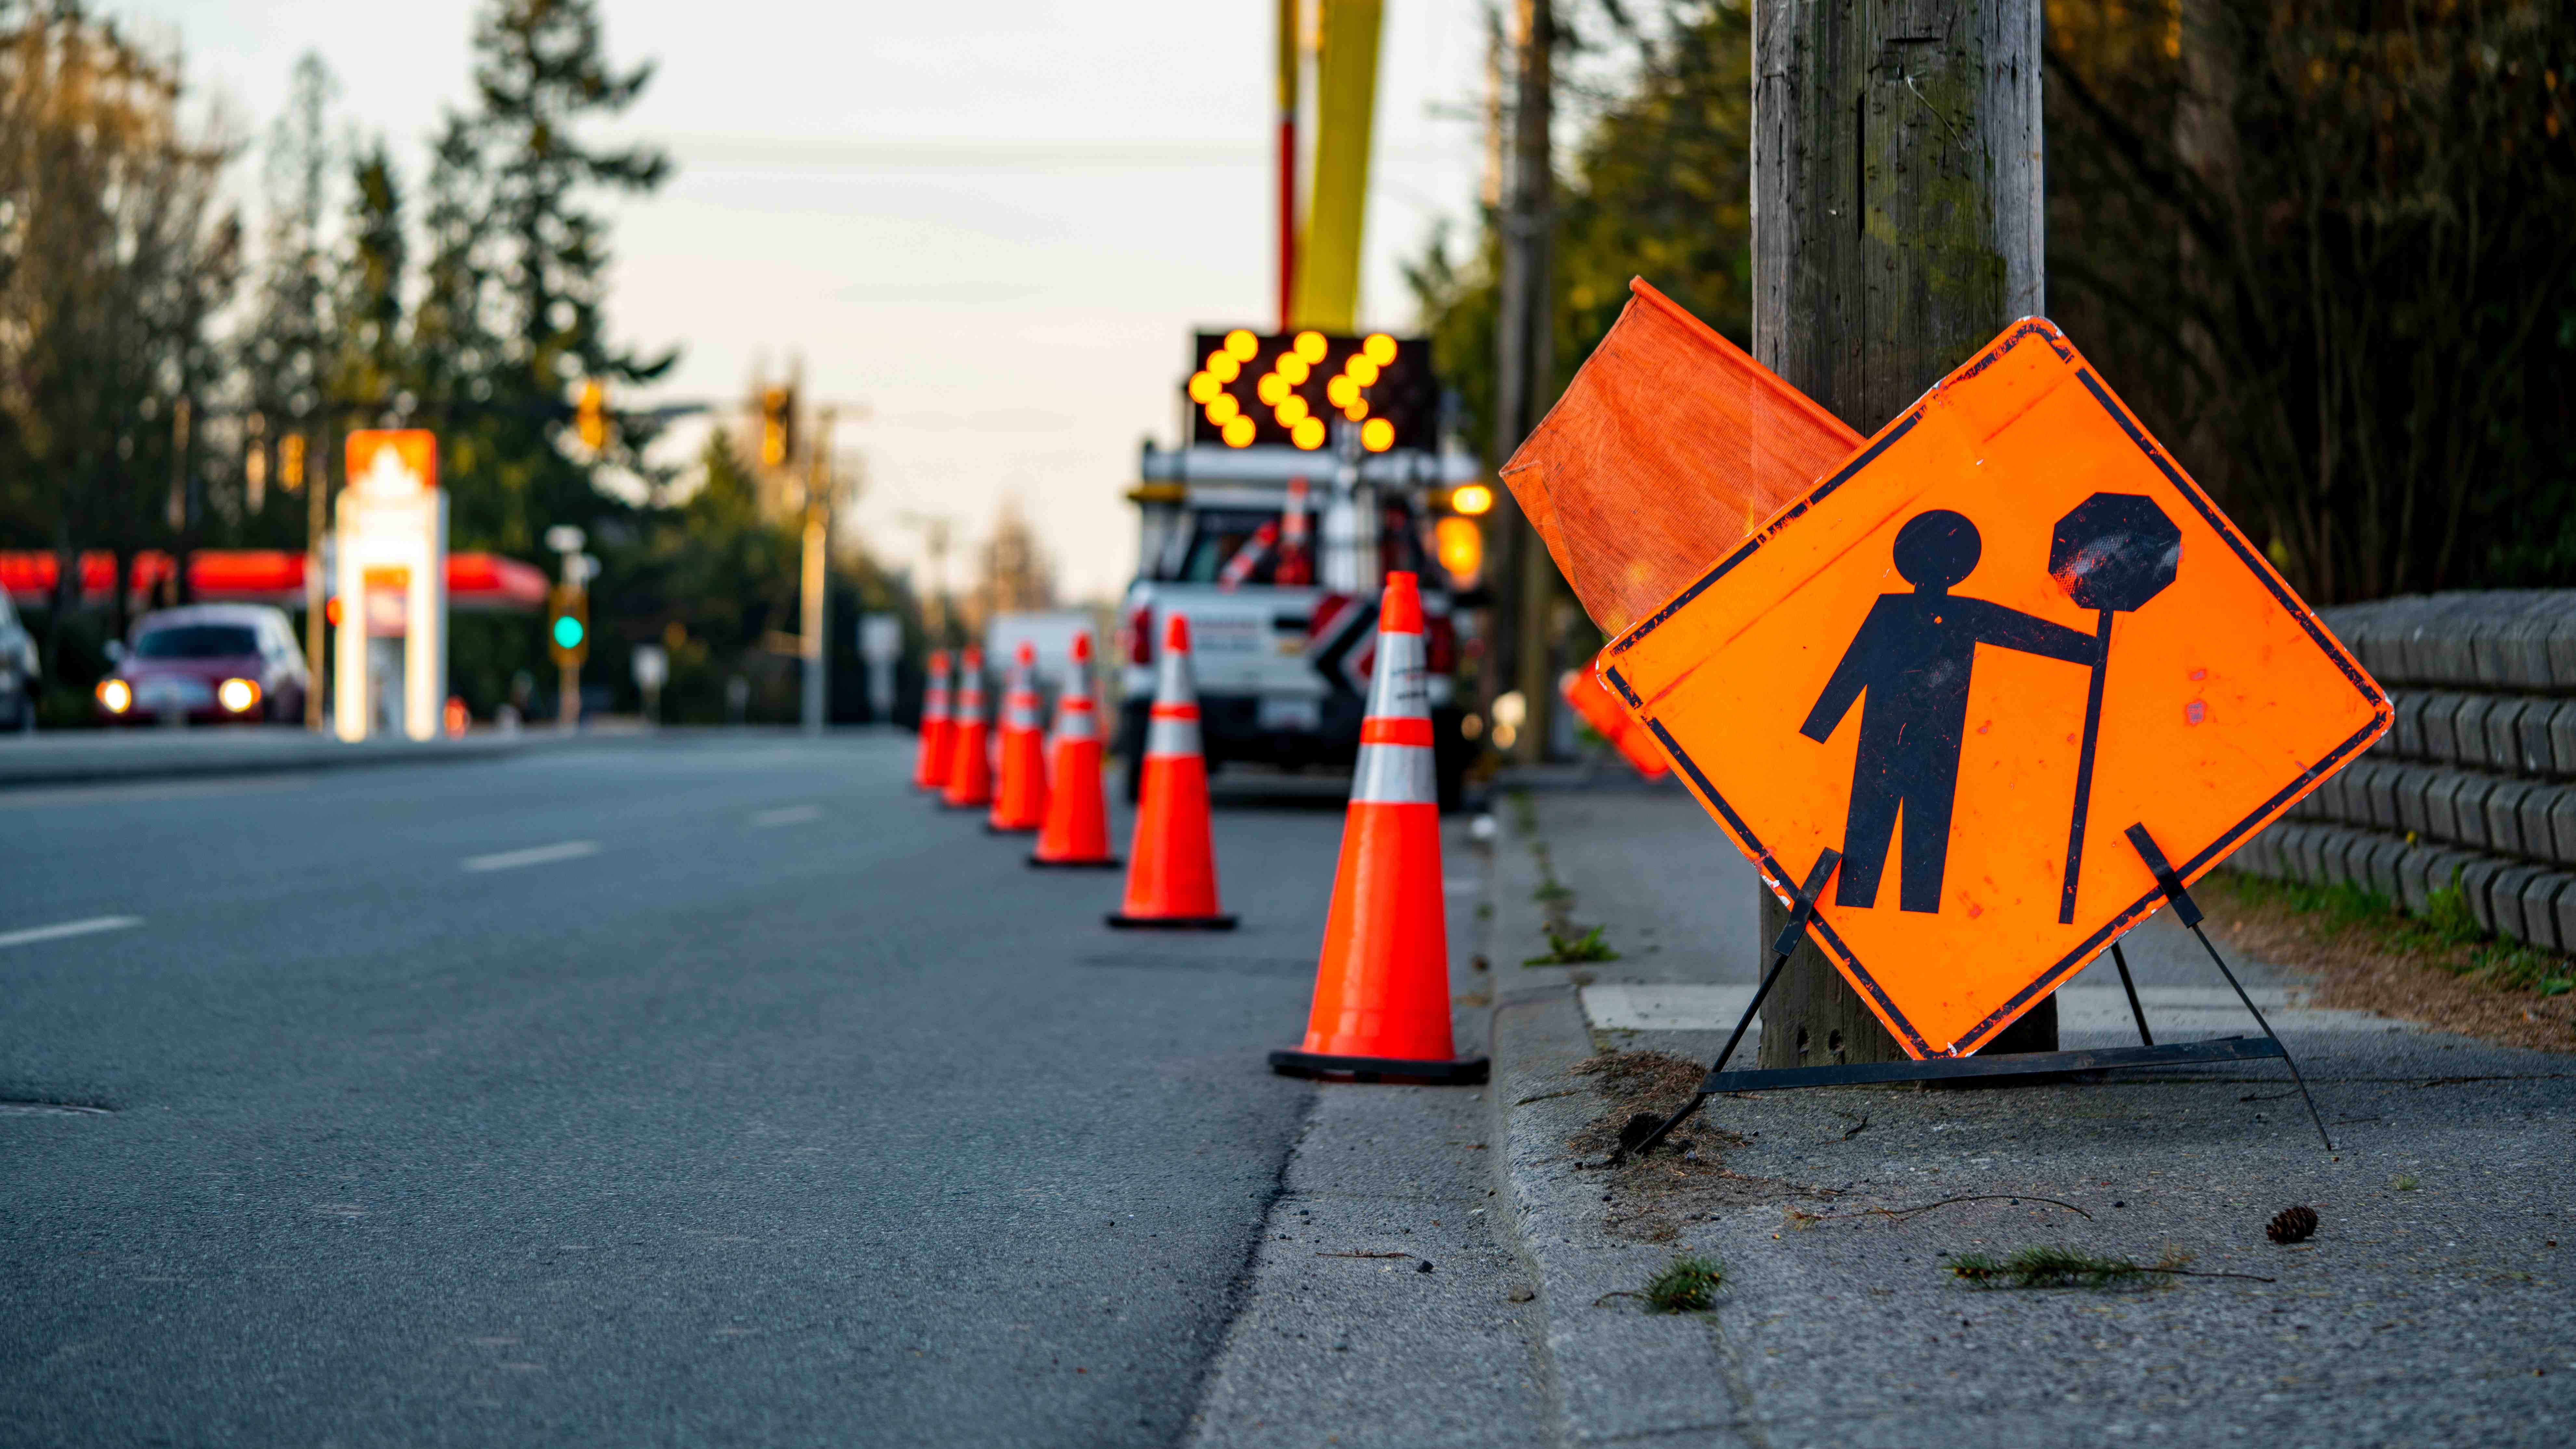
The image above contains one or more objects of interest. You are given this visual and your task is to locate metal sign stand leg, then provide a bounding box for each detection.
[2109,941,2153,1047]
[2122,824,2334,1151]
[1612,829,2335,1157]
[1621,849,1841,1162]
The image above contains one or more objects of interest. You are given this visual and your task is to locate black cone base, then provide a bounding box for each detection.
[940,800,990,811]
[1030,855,1123,870]
[1268,1049,1489,1085]
[1106,913,1239,931]
[983,821,1040,835]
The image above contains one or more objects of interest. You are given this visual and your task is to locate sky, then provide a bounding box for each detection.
[120,0,1495,601]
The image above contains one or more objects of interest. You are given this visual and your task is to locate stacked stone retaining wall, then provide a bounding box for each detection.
[2230,591,2576,954]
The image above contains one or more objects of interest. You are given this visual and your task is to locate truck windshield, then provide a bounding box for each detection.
[1158,501,1432,586]
[1170,509,1285,583]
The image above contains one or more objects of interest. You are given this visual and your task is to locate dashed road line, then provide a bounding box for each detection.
[460,840,600,873]
[0,916,143,951]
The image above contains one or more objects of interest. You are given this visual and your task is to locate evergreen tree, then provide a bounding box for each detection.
[332,139,406,425]
[238,52,333,542]
[438,0,673,555]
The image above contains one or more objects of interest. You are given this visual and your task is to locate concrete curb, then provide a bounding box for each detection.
[1489,986,1756,1448]
[1476,784,1762,1448]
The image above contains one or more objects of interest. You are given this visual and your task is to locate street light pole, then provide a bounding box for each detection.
[546,525,588,729]
[304,426,328,732]
[1490,0,1557,763]
[801,408,837,735]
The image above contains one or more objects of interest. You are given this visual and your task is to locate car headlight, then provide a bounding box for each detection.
[217,678,261,713]
[97,679,132,714]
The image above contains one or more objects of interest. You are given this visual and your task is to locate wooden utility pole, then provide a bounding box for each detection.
[1489,0,1557,762]
[1752,0,2052,1067]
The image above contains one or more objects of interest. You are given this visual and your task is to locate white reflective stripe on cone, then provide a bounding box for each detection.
[1366,631,1431,722]
[1055,700,1098,741]
[1005,690,1039,729]
[1155,642,1197,708]
[1352,742,1437,804]
[1146,710,1202,758]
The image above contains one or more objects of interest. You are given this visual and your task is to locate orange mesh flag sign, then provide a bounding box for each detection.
[1500,279,1861,634]
[1599,320,2390,1058]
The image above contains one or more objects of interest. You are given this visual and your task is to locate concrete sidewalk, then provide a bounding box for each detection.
[1483,779,2574,1448]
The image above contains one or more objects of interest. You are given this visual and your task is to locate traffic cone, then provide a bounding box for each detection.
[941,647,994,810]
[1031,631,1119,869]
[913,649,953,790]
[1560,659,1670,781]
[987,642,1049,832]
[1271,572,1486,1084]
[1107,615,1236,929]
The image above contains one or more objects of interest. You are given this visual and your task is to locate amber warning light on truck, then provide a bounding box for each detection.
[1186,329,1436,453]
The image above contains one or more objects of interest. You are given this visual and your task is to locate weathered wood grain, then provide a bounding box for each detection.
[1752,0,2049,1067]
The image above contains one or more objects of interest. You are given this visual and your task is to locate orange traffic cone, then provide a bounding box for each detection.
[1560,658,1671,780]
[1271,572,1486,1084]
[1031,630,1119,869]
[913,650,954,790]
[941,647,994,810]
[987,642,1049,832]
[1108,615,1235,929]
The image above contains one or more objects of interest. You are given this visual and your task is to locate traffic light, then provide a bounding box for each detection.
[548,584,589,668]
[1183,330,1437,452]
[759,386,795,468]
[576,380,608,451]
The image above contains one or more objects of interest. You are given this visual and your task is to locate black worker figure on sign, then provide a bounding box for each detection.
[1799,510,2100,913]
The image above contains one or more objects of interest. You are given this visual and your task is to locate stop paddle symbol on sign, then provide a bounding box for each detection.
[2047,493,2182,925]
[1598,321,2390,1059]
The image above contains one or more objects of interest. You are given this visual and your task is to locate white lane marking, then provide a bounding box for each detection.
[460,840,600,873]
[0,916,143,951]
[1580,983,2412,1035]
[750,805,822,827]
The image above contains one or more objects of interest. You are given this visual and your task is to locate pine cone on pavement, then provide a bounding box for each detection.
[2266,1205,2319,1244]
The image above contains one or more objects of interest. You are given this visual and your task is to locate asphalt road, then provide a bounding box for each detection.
[0,734,1353,1447]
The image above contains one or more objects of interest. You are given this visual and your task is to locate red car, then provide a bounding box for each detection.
[95,604,311,726]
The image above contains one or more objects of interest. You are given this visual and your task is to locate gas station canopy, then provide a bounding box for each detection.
[0,550,549,613]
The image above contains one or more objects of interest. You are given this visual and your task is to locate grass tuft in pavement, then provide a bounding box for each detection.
[1526,925,1620,965]
[1949,1246,2170,1290]
[1643,1256,1726,1311]
[1947,1246,2276,1290]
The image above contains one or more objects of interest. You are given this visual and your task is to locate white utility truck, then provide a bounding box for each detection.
[1116,328,1484,811]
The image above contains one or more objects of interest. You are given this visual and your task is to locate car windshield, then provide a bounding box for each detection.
[133,624,259,660]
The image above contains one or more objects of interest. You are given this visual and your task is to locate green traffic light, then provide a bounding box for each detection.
[553,615,585,649]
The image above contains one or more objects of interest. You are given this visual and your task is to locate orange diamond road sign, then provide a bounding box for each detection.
[1599,320,2390,1059]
